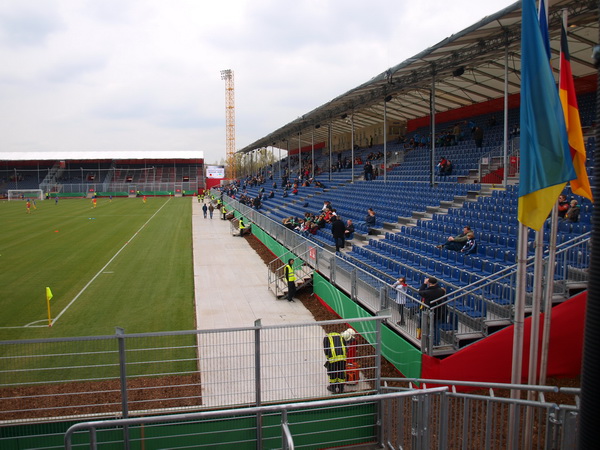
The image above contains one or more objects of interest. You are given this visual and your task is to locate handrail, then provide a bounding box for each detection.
[64,388,449,449]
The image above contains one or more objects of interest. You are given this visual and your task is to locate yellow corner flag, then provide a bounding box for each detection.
[46,287,53,327]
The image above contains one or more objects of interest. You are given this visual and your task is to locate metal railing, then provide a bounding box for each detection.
[0,318,381,426]
[267,244,314,299]
[64,388,448,450]
[63,379,580,450]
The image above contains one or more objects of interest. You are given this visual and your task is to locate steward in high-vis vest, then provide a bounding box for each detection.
[323,328,355,394]
[284,258,297,302]
[221,204,227,220]
[238,217,250,237]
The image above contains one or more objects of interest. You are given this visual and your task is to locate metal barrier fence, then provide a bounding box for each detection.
[62,379,580,450]
[222,194,589,355]
[381,378,580,450]
[0,318,381,427]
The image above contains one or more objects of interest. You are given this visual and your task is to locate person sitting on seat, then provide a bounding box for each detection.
[460,232,477,254]
[437,226,472,251]
[441,160,453,176]
[564,200,580,223]
[344,219,355,240]
[557,194,570,219]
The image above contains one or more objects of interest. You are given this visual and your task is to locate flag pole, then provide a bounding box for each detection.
[511,223,528,389]
[539,7,570,385]
[46,296,52,327]
[46,287,53,327]
[540,202,559,385]
[509,222,528,448]
[524,227,545,448]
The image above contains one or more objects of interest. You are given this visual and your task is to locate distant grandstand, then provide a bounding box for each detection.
[0,151,205,198]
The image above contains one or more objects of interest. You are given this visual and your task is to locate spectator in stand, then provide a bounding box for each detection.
[315,213,327,229]
[392,276,408,325]
[557,194,570,219]
[510,124,520,138]
[437,157,448,175]
[365,208,377,235]
[441,160,453,176]
[365,208,376,226]
[436,226,472,251]
[282,216,297,229]
[452,123,462,143]
[331,215,346,252]
[460,232,477,254]
[364,161,373,181]
[564,200,581,223]
[473,126,484,148]
[344,219,355,240]
[418,277,447,345]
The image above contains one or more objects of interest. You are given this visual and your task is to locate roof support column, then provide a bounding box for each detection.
[383,99,388,183]
[502,40,509,188]
[298,132,302,180]
[311,130,315,180]
[287,140,290,180]
[328,123,332,182]
[430,71,437,186]
[351,114,355,183]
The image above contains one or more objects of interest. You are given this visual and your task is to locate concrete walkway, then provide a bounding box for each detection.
[191,199,370,406]
[192,199,316,329]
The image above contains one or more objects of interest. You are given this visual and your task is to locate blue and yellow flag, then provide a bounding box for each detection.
[518,0,575,231]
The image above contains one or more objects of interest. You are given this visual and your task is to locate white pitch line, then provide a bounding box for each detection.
[51,198,172,326]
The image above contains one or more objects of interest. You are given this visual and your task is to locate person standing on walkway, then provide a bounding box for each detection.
[418,277,446,346]
[323,328,355,394]
[202,203,208,218]
[284,258,297,302]
[392,276,408,325]
[331,215,346,252]
[208,203,215,219]
[238,217,251,236]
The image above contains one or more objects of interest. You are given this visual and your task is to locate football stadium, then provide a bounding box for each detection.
[1,0,598,448]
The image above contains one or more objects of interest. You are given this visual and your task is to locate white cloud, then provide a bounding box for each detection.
[0,0,516,164]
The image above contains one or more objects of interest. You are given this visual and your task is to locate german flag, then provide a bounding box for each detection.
[518,0,574,231]
[559,20,593,201]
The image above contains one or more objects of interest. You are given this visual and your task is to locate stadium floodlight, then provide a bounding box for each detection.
[8,189,44,201]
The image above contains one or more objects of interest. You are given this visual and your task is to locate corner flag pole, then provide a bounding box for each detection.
[46,287,53,327]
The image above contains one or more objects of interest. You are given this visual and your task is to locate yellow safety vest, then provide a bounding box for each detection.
[239,220,245,229]
[326,333,347,363]
[285,264,296,282]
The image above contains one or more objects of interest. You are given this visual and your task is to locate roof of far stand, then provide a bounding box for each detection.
[0,150,204,162]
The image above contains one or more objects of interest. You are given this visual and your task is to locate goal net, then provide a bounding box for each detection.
[8,189,44,201]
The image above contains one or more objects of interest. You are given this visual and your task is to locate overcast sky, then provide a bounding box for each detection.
[0,0,517,164]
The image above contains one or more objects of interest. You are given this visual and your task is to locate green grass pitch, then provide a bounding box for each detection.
[0,197,195,341]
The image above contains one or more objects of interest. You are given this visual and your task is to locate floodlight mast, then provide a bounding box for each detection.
[220,69,236,179]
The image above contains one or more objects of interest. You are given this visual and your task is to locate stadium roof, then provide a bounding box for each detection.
[239,0,598,154]
[0,150,204,162]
